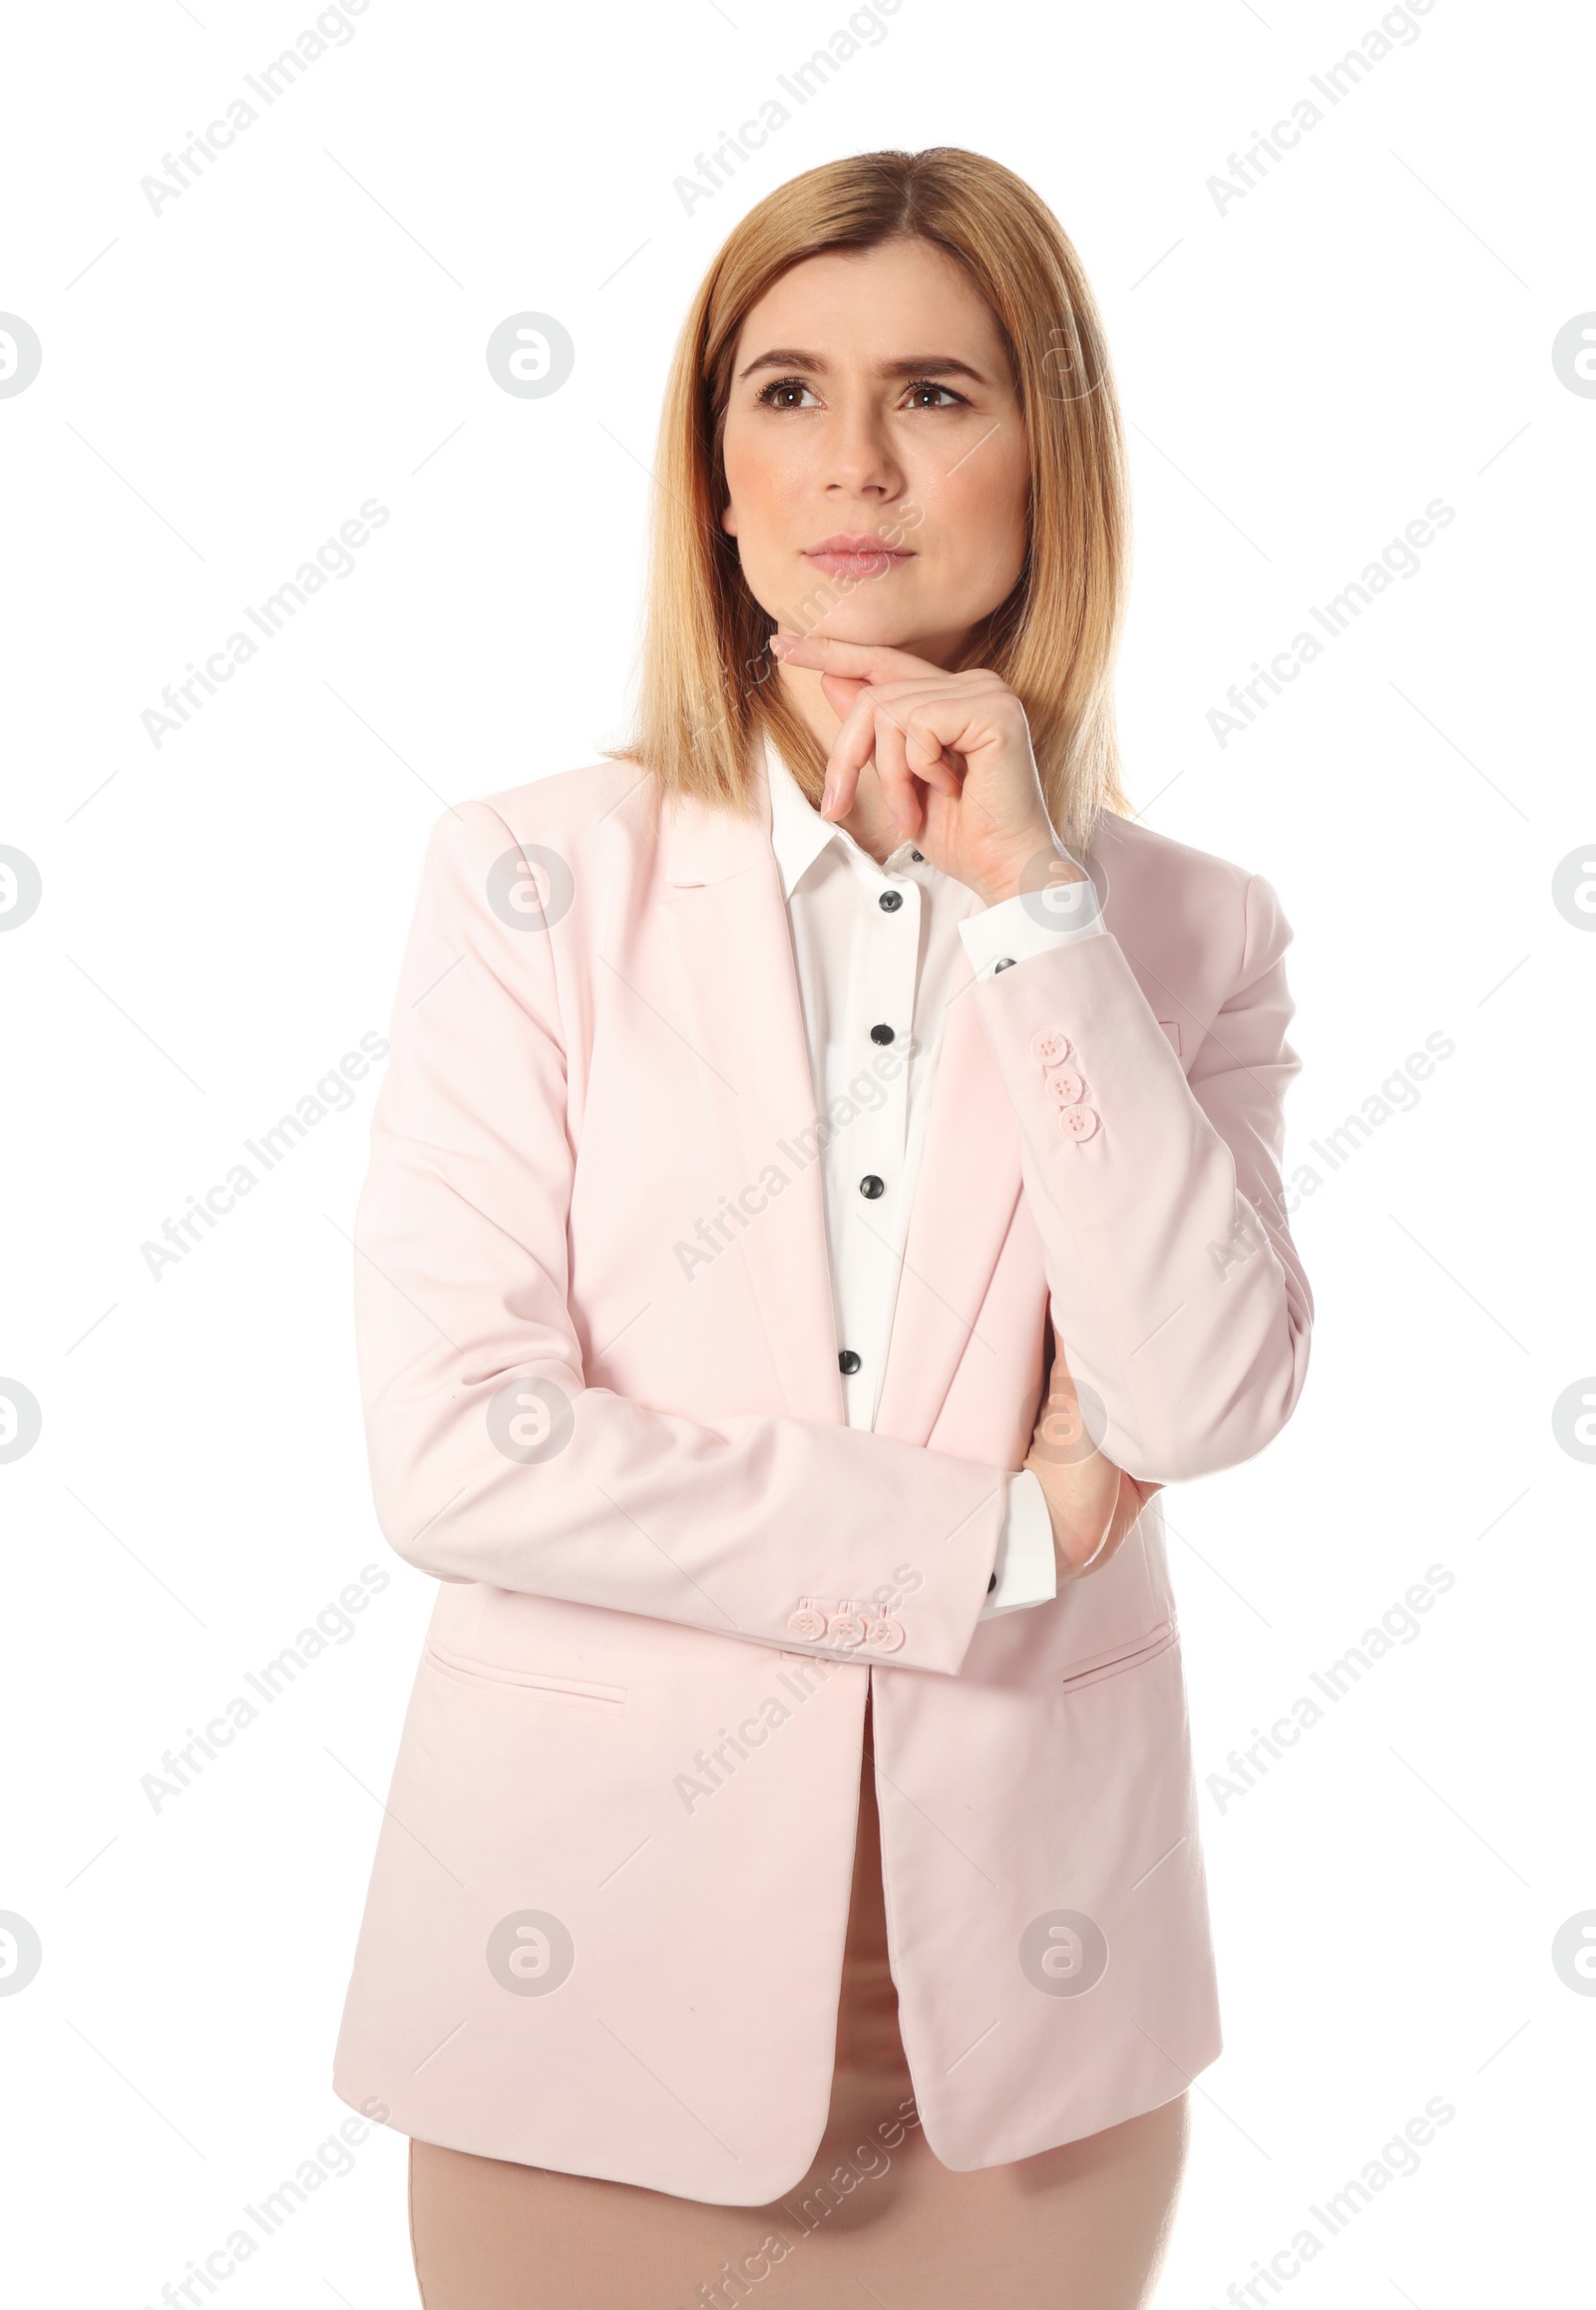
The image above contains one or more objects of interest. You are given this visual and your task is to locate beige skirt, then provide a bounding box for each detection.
[408,1685,1188,2310]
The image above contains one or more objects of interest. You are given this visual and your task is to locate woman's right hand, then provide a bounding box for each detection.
[1023,1334,1162,1583]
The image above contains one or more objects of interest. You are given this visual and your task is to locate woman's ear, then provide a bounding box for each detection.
[720,501,739,538]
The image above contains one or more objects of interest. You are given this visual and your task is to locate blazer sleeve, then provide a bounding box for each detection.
[350,801,1007,1677]
[965,870,1313,1484]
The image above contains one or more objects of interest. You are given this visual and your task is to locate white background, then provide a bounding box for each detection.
[2,1,1592,2303]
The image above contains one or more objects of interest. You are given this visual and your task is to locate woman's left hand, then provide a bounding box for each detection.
[1023,1332,1163,1582]
[768,633,1086,908]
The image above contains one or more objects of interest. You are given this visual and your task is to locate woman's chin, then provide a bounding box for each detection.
[800,610,956,657]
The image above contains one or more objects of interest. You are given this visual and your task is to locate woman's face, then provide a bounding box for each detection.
[719,236,1030,670]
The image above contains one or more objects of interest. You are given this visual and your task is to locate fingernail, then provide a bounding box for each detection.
[769,634,791,657]
[820,779,838,815]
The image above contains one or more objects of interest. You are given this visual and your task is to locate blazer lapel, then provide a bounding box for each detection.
[659,779,1024,1449]
[661,786,844,1427]
[873,954,1023,1446]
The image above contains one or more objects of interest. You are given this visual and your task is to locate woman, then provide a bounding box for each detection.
[333,147,1313,2308]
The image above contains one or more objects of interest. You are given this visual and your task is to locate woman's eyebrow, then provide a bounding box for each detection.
[878,355,989,382]
[737,348,991,382]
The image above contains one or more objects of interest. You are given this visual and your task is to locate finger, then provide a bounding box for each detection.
[869,706,925,837]
[822,683,957,818]
[770,632,948,685]
[817,678,965,817]
[797,659,975,804]
[818,670,868,728]
[1034,1367,1099,1459]
[1069,1484,1130,1579]
[1116,1470,1159,1539]
[872,694,962,803]
[1028,1442,1117,1573]
[902,714,947,779]
[1057,1507,1116,1580]
[821,681,886,817]
[869,692,964,794]
[900,693,1001,771]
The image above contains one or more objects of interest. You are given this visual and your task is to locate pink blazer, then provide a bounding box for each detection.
[331,756,1312,2203]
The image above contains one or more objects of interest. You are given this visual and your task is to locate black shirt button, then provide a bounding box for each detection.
[910,849,925,862]
[838,1349,862,1375]
[993,957,1016,972]
[870,1023,895,1045]
[859,1175,885,1199]
[879,890,904,912]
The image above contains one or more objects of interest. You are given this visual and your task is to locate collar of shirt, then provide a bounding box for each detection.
[761,730,950,906]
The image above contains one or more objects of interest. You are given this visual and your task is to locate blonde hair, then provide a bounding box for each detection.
[615,146,1133,854]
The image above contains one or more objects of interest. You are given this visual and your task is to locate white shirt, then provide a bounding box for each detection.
[762,735,1107,1620]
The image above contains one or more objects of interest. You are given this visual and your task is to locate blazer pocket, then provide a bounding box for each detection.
[1057,1622,1177,1695]
[423,1642,627,1714]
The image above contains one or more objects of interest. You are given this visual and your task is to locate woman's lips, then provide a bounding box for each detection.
[802,536,916,578]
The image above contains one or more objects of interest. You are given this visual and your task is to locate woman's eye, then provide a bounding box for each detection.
[757,377,820,409]
[752,377,967,411]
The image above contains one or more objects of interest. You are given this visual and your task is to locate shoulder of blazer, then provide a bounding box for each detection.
[471,756,666,856]
[1088,804,1293,1010]
[461,755,771,896]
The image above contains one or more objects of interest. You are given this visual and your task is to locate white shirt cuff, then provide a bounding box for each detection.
[979,1468,1059,1619]
[958,876,1105,982]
